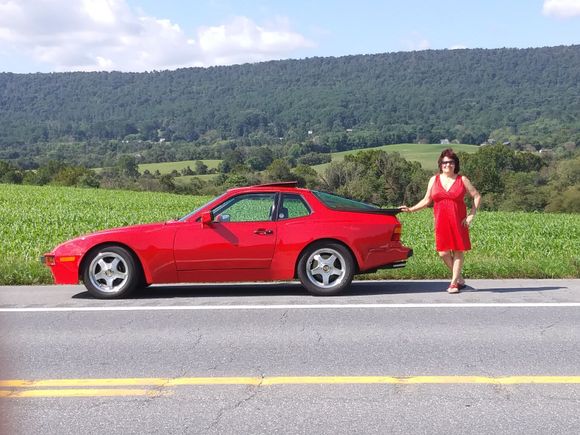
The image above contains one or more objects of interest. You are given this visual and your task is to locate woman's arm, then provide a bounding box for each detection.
[401,176,435,212]
[462,176,481,226]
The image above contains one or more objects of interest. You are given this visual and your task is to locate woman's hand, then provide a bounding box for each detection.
[400,205,411,213]
[463,214,475,227]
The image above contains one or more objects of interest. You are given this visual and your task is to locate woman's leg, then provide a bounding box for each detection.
[438,251,465,285]
[451,251,464,285]
[438,251,453,271]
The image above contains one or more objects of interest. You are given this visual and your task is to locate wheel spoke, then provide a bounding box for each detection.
[93,270,107,281]
[330,266,344,277]
[326,254,337,265]
[332,270,344,280]
[112,270,127,280]
[97,258,108,271]
[312,254,324,265]
[310,265,324,275]
[110,257,121,271]
[104,276,115,289]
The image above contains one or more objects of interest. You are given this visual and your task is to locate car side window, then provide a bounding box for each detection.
[279,194,311,220]
[212,193,276,222]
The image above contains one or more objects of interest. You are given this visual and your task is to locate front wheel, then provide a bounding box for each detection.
[82,246,141,299]
[297,242,355,296]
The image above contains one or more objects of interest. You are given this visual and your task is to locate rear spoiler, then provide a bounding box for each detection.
[365,207,403,216]
[336,207,403,216]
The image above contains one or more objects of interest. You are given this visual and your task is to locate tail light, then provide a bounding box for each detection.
[391,224,402,242]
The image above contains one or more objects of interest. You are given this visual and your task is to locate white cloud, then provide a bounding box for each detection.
[197,16,314,65]
[401,33,430,51]
[542,0,580,18]
[0,0,314,71]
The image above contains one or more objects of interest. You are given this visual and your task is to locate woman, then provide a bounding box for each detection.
[401,149,481,293]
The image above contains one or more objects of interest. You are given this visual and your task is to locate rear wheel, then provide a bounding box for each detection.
[82,246,141,299]
[297,242,354,296]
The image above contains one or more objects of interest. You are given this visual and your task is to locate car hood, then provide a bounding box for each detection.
[50,221,175,254]
[80,221,171,238]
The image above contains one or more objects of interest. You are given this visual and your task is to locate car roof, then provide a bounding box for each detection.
[226,181,308,194]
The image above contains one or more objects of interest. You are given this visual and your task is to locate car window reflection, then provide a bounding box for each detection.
[212,193,277,222]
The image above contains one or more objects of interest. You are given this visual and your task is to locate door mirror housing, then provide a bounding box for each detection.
[201,211,213,227]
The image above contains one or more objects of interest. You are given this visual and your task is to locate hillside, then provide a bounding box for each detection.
[1,45,578,160]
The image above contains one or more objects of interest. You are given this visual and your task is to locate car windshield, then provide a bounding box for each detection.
[312,191,380,211]
[178,192,228,222]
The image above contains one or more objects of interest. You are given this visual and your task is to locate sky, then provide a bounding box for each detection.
[0,0,579,73]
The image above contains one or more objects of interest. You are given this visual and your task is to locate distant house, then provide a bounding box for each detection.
[440,139,450,145]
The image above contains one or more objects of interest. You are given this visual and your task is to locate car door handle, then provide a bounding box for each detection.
[254,229,274,235]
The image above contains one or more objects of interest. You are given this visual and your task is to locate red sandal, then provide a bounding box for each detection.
[447,283,460,294]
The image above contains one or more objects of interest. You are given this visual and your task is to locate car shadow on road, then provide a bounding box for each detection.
[71,281,567,299]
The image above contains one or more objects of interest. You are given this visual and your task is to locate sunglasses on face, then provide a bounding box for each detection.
[441,160,455,165]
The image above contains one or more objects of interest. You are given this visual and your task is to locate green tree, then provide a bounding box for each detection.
[323,151,428,206]
[265,159,294,182]
[116,155,140,178]
[246,147,273,171]
[0,160,23,183]
[545,186,580,213]
[195,160,208,175]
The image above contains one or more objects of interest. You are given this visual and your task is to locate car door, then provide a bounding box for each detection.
[173,192,278,270]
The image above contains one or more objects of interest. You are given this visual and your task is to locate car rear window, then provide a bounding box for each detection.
[312,191,380,211]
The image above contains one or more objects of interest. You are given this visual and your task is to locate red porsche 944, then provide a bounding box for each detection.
[42,182,412,298]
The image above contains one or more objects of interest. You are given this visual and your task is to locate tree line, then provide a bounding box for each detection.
[1,144,578,213]
[0,45,579,169]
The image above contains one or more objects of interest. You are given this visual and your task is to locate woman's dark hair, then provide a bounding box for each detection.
[437,148,460,174]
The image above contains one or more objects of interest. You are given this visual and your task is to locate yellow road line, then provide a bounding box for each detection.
[262,376,580,385]
[2,375,580,389]
[0,377,262,388]
[0,389,169,398]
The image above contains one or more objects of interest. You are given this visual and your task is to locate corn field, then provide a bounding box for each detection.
[0,184,578,285]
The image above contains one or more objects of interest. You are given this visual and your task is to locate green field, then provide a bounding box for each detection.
[312,143,479,173]
[138,159,221,173]
[1,184,578,286]
[136,160,221,184]
[133,144,479,182]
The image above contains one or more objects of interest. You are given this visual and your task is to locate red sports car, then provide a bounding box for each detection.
[42,182,412,298]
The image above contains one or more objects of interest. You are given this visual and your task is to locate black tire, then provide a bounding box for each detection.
[297,242,355,296]
[82,245,141,299]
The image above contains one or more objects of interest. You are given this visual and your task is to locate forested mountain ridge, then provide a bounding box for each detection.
[1,45,578,152]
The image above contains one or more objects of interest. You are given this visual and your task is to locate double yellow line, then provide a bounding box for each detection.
[2,376,579,398]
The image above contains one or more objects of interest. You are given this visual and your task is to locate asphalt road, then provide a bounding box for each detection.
[1,279,579,434]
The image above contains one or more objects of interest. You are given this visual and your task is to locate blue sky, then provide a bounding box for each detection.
[0,0,579,73]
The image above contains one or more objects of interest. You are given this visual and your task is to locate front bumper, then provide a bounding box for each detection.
[40,254,80,284]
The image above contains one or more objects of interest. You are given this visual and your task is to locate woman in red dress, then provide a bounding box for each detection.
[401,149,481,293]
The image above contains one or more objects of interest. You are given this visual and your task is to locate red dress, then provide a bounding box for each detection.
[431,174,471,252]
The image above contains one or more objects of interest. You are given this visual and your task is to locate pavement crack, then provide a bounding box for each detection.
[205,375,264,433]
[279,309,289,327]
[539,320,561,335]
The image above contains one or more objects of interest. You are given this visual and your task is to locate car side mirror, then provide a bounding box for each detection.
[201,211,213,227]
